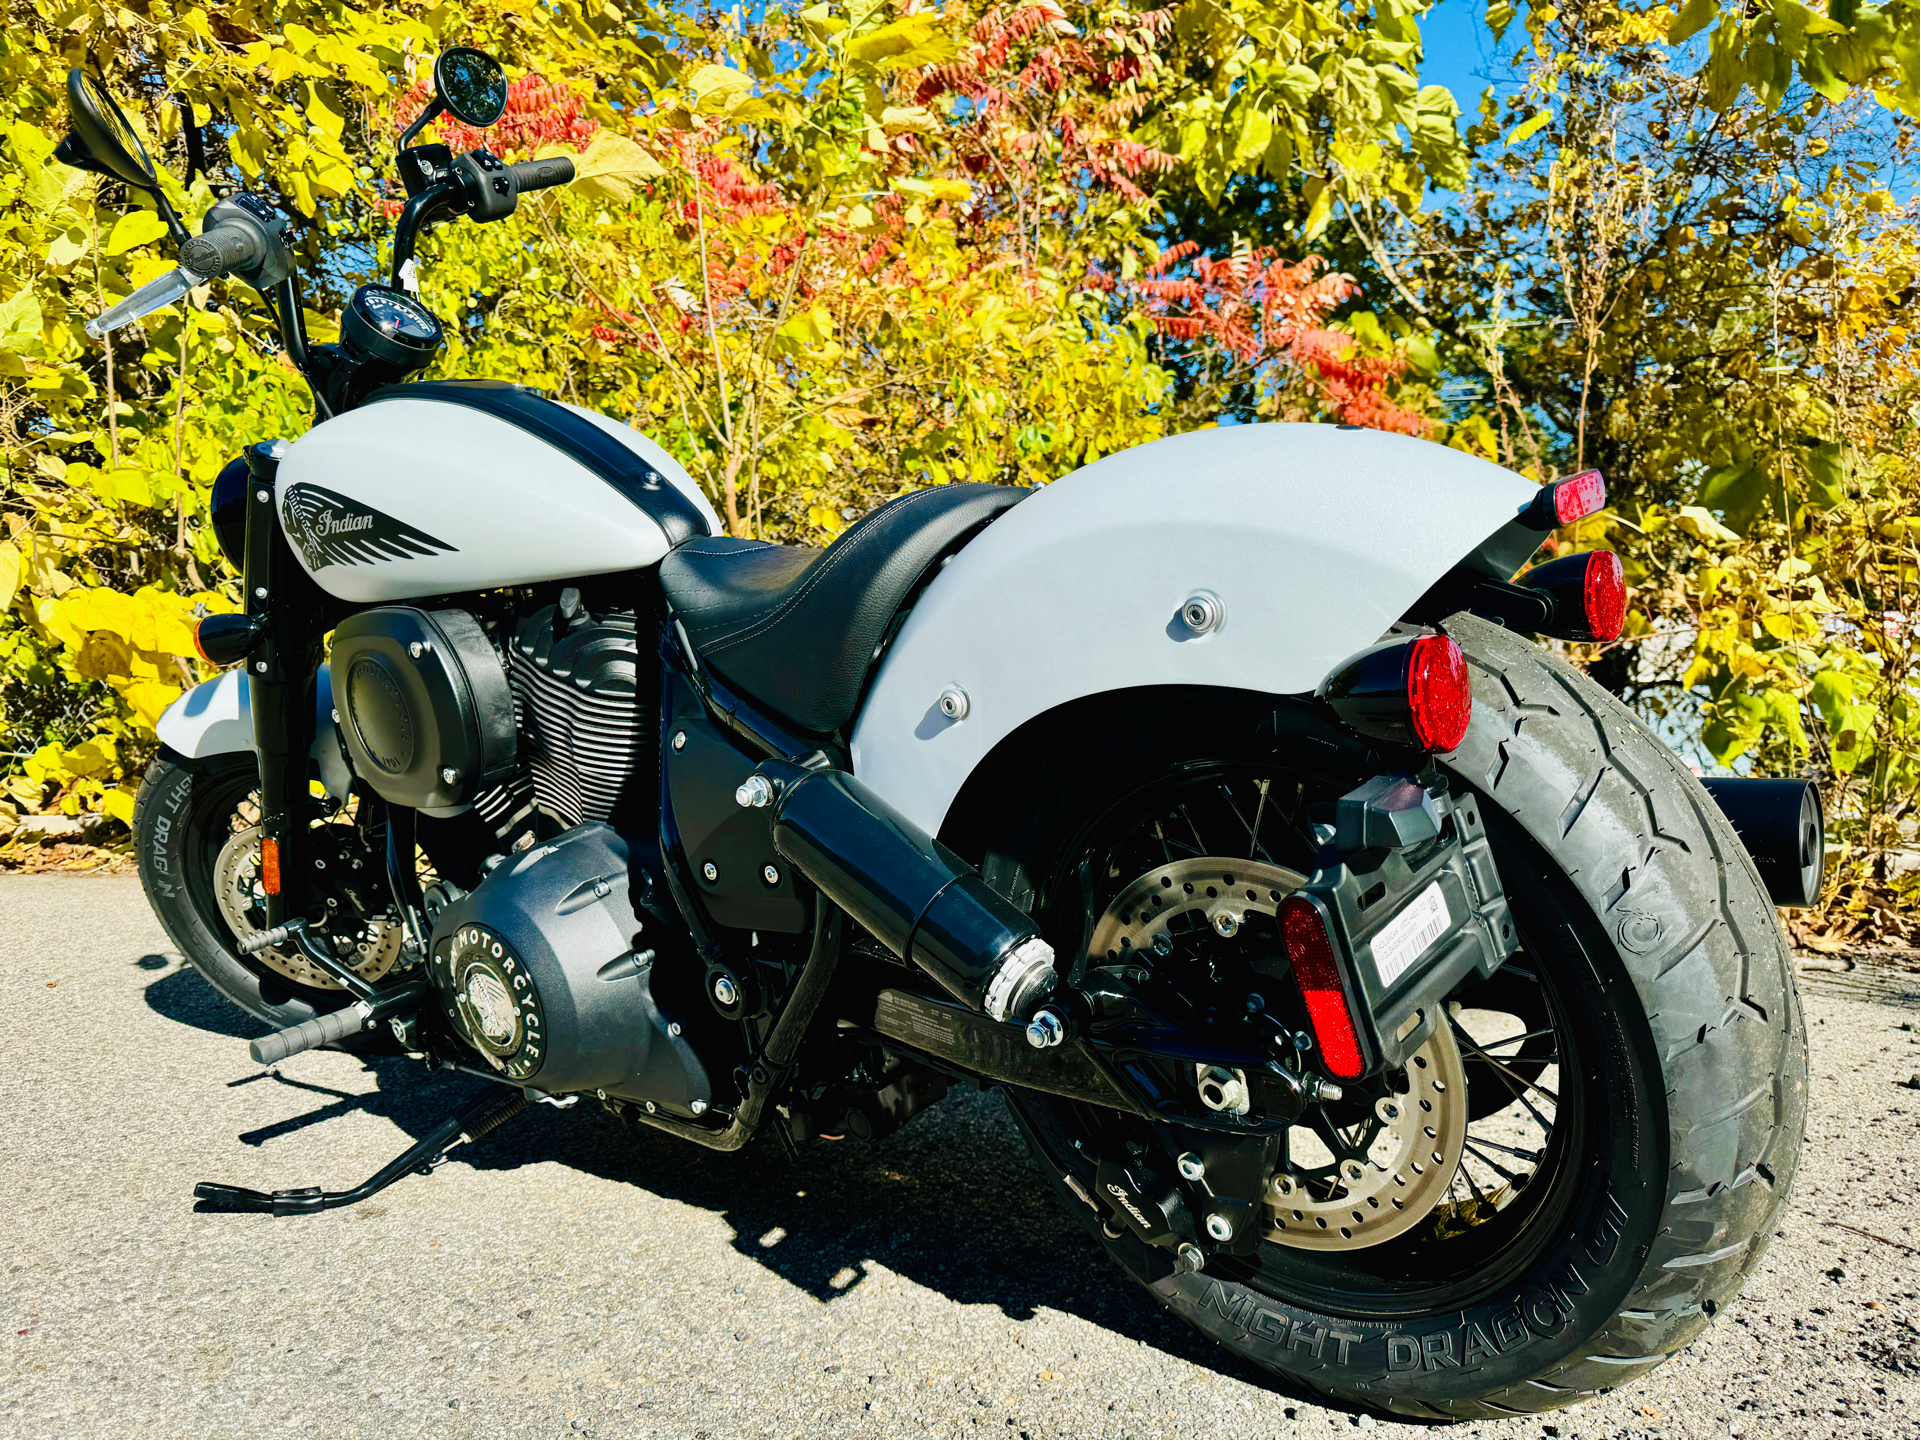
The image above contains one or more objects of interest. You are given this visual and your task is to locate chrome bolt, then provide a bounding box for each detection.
[735,775,775,808]
[689,1099,708,1116]
[1180,592,1225,635]
[1150,931,1174,957]
[667,1022,683,1038]
[762,864,780,886]
[1245,993,1265,1014]
[672,730,687,751]
[1211,910,1241,938]
[701,861,719,883]
[1273,1173,1297,1198]
[313,858,326,870]
[644,1100,657,1114]
[1293,1030,1314,1052]
[1205,1213,1234,1242]
[253,661,266,672]
[1176,1151,1205,1182]
[440,767,460,785]
[254,488,270,503]
[408,641,424,659]
[254,587,267,600]
[596,1089,607,1100]
[1374,1097,1403,1125]
[1172,1243,1206,1275]
[937,685,970,720]
[1339,1159,1368,1185]
[1024,1009,1067,1049]
[712,975,740,1008]
[331,709,340,722]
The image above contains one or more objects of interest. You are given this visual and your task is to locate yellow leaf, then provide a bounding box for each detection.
[688,63,752,114]
[0,540,21,612]
[100,785,138,825]
[104,210,172,256]
[123,681,183,731]
[563,132,666,203]
[1505,110,1552,148]
[1674,505,1742,544]
[800,4,847,36]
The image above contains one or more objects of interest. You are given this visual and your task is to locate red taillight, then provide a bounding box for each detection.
[1279,896,1365,1080]
[1518,469,1607,530]
[1554,469,1606,525]
[1406,634,1471,753]
[1582,550,1625,641]
[1519,549,1626,642]
[259,836,281,895]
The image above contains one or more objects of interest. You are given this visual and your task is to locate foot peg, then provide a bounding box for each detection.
[194,1086,530,1216]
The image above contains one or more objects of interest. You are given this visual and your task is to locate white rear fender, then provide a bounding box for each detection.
[155,666,352,800]
[848,423,1537,834]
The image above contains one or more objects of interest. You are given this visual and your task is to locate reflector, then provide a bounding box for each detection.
[1519,550,1626,642]
[1554,469,1606,525]
[260,836,281,895]
[1279,896,1365,1079]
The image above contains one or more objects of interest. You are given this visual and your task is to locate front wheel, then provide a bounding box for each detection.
[980,615,1807,1419]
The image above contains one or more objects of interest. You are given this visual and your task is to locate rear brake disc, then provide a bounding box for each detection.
[1088,854,1470,1251]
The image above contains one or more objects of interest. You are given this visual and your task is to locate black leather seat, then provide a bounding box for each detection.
[658,483,1026,734]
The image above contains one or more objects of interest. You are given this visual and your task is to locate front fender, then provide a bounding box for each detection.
[849,423,1535,834]
[155,666,352,800]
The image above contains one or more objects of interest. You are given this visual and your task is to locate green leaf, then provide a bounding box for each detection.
[687,63,752,114]
[1670,0,1719,44]
[104,210,171,256]
[0,288,44,357]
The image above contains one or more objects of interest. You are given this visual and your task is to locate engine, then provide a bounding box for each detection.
[426,824,712,1113]
[506,597,657,830]
[329,593,658,834]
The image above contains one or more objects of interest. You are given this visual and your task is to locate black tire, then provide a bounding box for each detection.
[979,614,1807,1418]
[134,747,349,1029]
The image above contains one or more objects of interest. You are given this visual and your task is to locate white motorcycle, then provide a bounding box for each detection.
[64,50,1824,1420]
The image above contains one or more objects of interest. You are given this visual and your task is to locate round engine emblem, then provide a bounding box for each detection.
[346,654,414,775]
[430,924,544,1080]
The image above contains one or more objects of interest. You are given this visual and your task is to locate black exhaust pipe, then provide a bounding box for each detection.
[1697,777,1825,908]
[750,760,1059,1022]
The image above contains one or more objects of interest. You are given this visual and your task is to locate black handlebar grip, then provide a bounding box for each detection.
[249,1004,367,1066]
[179,223,261,279]
[506,155,576,193]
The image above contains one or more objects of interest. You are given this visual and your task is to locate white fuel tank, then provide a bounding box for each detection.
[275,380,721,603]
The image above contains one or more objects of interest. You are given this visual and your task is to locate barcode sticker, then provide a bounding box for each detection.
[1371,882,1451,989]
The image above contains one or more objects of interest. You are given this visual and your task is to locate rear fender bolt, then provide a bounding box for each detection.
[1176,1151,1205,1182]
[1180,592,1225,635]
[937,685,969,720]
[1204,1213,1234,1242]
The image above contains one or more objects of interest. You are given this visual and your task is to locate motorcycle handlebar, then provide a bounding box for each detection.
[506,155,574,193]
[178,222,262,279]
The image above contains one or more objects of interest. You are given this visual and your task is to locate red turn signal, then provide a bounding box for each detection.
[1518,469,1607,530]
[1278,896,1365,1080]
[1521,550,1626,642]
[1319,632,1472,754]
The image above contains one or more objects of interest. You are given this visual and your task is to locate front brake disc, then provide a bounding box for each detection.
[215,823,402,990]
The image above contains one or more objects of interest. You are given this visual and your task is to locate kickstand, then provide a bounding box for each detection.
[194,1086,531,1216]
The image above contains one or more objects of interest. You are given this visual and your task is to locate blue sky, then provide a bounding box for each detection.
[1420,0,1522,128]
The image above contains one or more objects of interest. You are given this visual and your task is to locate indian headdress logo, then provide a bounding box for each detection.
[282,483,456,571]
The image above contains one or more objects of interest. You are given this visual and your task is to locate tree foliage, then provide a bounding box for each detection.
[1,0,1914,943]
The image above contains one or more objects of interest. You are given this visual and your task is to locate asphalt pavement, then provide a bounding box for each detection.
[2,874,1916,1439]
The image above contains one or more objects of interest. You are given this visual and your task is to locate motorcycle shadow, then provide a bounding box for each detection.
[149,961,1291,1398]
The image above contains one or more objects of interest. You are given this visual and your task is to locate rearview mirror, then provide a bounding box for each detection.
[434,48,508,128]
[62,69,160,189]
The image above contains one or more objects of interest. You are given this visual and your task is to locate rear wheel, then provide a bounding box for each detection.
[980,617,1806,1418]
